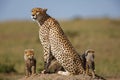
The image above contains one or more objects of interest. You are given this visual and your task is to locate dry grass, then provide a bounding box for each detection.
[0,18,120,79]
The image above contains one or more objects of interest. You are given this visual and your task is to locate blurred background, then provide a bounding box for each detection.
[0,0,120,80]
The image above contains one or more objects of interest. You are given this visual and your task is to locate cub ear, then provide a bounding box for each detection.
[43,8,47,12]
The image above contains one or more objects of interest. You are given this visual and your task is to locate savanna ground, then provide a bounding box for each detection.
[0,18,120,80]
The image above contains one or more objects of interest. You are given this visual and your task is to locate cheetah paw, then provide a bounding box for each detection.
[58,71,70,76]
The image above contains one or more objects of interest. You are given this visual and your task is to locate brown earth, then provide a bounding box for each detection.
[18,73,106,80]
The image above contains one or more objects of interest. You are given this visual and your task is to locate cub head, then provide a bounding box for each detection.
[24,49,34,60]
[85,49,95,61]
[31,8,47,21]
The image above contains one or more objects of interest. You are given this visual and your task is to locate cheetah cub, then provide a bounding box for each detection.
[24,49,36,77]
[82,49,95,78]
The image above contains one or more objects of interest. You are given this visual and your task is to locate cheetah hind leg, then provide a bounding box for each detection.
[58,70,71,76]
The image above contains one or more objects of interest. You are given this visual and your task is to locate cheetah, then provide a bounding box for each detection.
[81,49,95,78]
[31,7,85,75]
[24,49,36,77]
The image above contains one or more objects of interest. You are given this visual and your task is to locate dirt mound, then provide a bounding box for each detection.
[18,74,105,80]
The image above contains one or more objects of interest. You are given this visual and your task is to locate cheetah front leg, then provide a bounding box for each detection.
[31,66,36,75]
[25,67,31,77]
[41,45,53,74]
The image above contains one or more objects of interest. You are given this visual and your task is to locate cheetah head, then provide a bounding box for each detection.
[85,49,95,56]
[24,49,34,60]
[31,8,47,21]
[85,49,95,61]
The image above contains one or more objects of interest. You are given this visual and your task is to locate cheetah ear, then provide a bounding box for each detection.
[43,8,47,12]
[85,50,88,54]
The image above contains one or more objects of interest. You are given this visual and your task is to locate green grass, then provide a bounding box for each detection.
[0,18,120,78]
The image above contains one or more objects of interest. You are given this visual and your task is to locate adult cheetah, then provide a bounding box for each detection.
[31,7,85,75]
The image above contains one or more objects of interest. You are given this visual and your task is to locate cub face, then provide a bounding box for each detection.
[24,49,34,61]
[31,8,47,21]
[85,49,95,62]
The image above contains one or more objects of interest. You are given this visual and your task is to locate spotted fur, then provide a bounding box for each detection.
[31,8,85,75]
[24,49,36,77]
[81,49,95,78]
